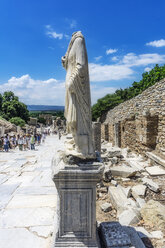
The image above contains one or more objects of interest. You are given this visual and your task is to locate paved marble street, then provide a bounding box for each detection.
[0,135,64,248]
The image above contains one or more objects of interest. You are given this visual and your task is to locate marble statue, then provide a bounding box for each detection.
[62,31,95,158]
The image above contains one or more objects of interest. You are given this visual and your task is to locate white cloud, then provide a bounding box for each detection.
[65,18,77,29]
[64,34,70,40]
[146,39,165,47]
[94,56,102,61]
[106,48,118,55]
[89,52,165,82]
[0,74,118,105]
[70,20,77,28]
[121,53,165,66]
[0,75,65,105]
[91,85,117,104]
[89,63,133,82]
[111,56,119,62]
[45,25,63,40]
[144,67,152,72]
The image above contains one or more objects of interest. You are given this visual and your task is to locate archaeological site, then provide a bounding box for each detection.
[1,2,165,247]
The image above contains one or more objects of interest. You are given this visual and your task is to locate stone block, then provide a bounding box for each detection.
[146,151,165,168]
[109,157,118,165]
[97,187,108,193]
[119,209,141,226]
[145,166,165,176]
[110,166,137,178]
[101,203,112,212]
[107,148,121,158]
[103,168,112,182]
[150,230,163,239]
[135,226,151,238]
[119,185,132,198]
[136,197,146,208]
[52,156,104,248]
[142,177,159,192]
[131,185,146,199]
[108,186,134,214]
[99,222,131,247]
[128,160,145,172]
[111,180,118,186]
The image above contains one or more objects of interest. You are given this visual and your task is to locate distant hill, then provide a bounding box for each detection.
[27,105,64,112]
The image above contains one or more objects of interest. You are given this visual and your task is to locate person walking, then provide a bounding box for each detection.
[30,134,35,150]
[18,136,23,151]
[3,136,9,152]
[58,131,61,140]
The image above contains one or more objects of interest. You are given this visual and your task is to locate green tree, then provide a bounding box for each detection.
[1,91,29,121]
[9,117,26,127]
[38,117,46,125]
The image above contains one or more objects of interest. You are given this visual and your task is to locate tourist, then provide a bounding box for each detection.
[17,136,23,151]
[3,135,9,152]
[23,135,27,150]
[42,132,46,143]
[58,131,61,140]
[36,133,41,145]
[11,135,17,149]
[27,135,31,150]
[30,134,35,150]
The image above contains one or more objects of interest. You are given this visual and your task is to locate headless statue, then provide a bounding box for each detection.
[62,31,95,158]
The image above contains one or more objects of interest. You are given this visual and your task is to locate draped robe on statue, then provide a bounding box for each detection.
[62,31,95,157]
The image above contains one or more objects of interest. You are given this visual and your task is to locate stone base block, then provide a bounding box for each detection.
[52,153,104,248]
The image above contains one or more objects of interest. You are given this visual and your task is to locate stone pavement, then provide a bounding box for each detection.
[0,135,64,248]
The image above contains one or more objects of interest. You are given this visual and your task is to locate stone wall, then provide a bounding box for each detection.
[101,78,165,155]
[92,122,101,153]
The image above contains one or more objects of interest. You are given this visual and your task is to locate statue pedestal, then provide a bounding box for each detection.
[52,156,104,248]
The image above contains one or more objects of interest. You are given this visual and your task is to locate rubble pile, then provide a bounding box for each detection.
[96,141,165,248]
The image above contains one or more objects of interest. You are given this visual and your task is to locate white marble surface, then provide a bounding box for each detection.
[0,135,64,248]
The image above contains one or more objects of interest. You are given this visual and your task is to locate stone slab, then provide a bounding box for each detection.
[110,166,137,178]
[127,160,145,172]
[136,198,146,208]
[101,203,112,212]
[0,228,50,248]
[0,183,20,210]
[107,148,121,158]
[150,230,163,239]
[29,225,53,238]
[0,174,9,184]
[0,207,55,228]
[108,186,133,214]
[15,186,57,195]
[6,195,57,208]
[119,209,141,226]
[135,226,151,238]
[146,151,165,168]
[131,185,146,198]
[145,166,165,176]
[142,177,159,192]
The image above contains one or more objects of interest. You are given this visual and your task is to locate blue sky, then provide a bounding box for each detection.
[0,0,165,105]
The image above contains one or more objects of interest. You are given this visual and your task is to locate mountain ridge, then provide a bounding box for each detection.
[27,105,64,111]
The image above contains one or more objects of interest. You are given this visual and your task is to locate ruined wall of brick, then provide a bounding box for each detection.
[101,78,165,155]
